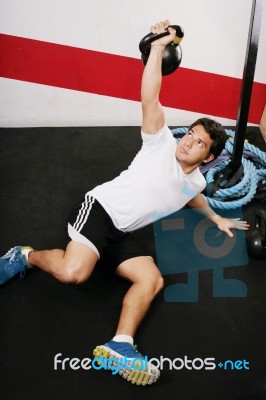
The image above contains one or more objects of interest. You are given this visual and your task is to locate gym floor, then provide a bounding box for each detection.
[1,126,266,400]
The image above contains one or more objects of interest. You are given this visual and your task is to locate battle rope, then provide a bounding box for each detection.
[171,127,266,209]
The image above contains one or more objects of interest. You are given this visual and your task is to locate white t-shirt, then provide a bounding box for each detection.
[89,125,206,232]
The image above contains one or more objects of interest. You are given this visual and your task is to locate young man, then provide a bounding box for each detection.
[0,21,249,386]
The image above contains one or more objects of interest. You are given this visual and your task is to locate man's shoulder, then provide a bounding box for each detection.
[141,124,175,147]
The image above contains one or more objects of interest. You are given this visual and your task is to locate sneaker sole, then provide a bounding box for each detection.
[93,345,160,386]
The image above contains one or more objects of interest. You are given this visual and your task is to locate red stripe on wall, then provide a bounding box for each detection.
[0,34,265,123]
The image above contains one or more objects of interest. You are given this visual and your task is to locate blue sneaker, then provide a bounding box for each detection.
[93,340,160,386]
[0,246,33,285]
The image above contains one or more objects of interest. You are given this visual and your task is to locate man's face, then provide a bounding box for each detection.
[175,124,214,173]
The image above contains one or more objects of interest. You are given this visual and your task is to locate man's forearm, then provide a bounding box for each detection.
[141,46,164,105]
[187,194,220,222]
[187,193,250,236]
[141,22,176,134]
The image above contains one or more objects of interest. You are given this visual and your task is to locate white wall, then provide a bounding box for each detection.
[0,0,265,127]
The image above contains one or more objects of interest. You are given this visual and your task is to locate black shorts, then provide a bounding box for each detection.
[68,194,149,271]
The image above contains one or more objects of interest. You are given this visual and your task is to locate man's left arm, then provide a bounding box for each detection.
[187,194,250,237]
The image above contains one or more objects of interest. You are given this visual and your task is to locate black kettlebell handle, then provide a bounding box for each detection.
[255,209,266,247]
[139,25,184,56]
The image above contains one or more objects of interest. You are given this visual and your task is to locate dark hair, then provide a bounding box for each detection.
[189,117,227,159]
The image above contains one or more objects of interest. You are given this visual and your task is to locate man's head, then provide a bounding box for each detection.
[175,117,227,173]
[189,118,227,159]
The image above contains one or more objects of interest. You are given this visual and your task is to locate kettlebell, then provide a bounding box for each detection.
[246,209,266,260]
[139,25,184,76]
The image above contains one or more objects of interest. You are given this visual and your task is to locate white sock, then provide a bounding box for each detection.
[21,247,33,268]
[112,334,134,345]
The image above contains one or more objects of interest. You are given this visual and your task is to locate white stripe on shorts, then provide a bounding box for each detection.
[73,194,95,233]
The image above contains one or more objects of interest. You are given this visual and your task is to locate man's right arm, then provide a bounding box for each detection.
[141,21,176,135]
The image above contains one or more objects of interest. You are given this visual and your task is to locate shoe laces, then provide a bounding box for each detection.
[3,247,26,278]
[3,247,17,261]
[132,344,143,358]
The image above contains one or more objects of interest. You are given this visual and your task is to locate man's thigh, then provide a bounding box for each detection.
[115,256,162,284]
[64,240,98,281]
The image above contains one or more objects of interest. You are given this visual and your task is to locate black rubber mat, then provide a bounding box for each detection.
[1,126,266,400]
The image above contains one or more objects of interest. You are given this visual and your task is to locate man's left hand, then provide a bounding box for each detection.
[214,216,250,237]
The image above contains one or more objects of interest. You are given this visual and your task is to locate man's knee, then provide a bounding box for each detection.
[153,274,164,295]
[142,270,164,297]
[56,241,98,284]
[116,256,164,295]
[56,260,94,284]
[57,267,87,284]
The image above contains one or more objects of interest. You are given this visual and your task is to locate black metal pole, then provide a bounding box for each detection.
[229,0,263,171]
[208,0,265,192]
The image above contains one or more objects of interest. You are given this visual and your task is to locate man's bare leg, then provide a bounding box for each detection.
[29,240,98,284]
[93,256,163,385]
[114,256,164,338]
